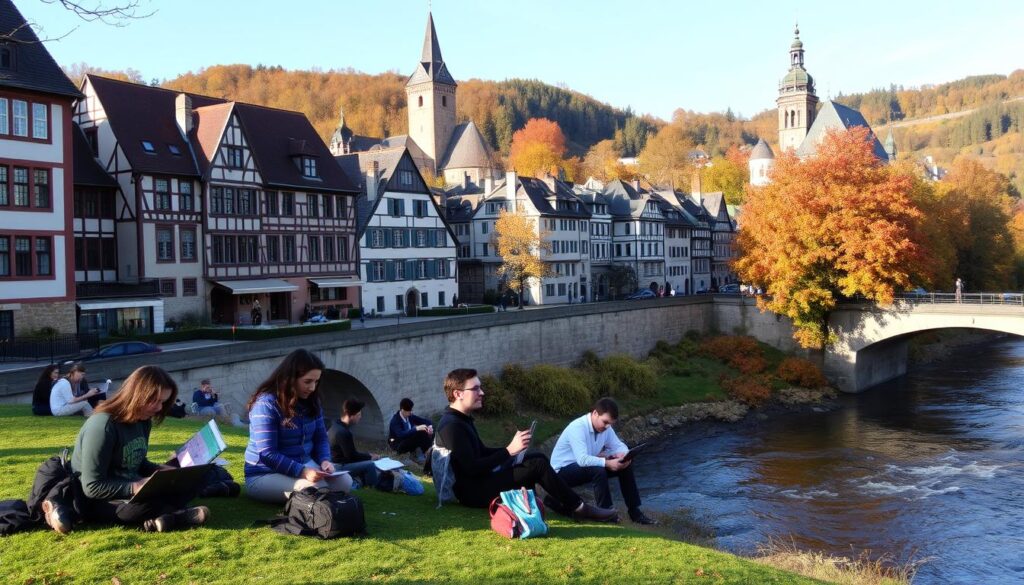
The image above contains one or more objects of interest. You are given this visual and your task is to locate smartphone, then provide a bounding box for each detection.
[527,420,537,438]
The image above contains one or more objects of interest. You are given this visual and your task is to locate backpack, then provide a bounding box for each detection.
[430,444,456,508]
[197,465,241,499]
[269,487,365,539]
[489,488,547,540]
[27,448,83,524]
[0,500,33,536]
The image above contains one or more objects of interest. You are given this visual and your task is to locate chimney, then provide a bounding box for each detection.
[366,161,380,202]
[506,170,517,199]
[483,175,494,194]
[690,171,703,205]
[463,173,471,190]
[175,94,193,136]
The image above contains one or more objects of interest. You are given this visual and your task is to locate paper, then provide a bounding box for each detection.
[98,379,111,393]
[324,470,350,477]
[176,419,228,467]
[373,457,405,472]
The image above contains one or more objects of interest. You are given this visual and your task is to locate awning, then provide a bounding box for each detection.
[308,276,363,288]
[77,298,163,310]
[214,279,298,294]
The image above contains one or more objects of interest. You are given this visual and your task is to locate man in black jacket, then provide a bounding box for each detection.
[328,399,380,489]
[435,368,618,522]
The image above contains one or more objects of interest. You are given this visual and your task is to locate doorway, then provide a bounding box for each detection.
[405,288,419,317]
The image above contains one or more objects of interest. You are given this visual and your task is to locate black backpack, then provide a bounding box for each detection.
[27,448,83,523]
[269,487,366,539]
[0,500,32,536]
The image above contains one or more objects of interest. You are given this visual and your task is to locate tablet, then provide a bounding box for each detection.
[621,442,650,463]
[128,464,214,504]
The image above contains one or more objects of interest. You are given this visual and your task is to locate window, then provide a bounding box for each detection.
[238,189,255,215]
[417,260,427,278]
[13,167,28,206]
[282,192,295,216]
[371,261,385,282]
[417,96,423,107]
[401,170,414,186]
[183,278,198,297]
[31,103,47,139]
[32,169,49,208]
[168,144,181,156]
[0,237,8,275]
[179,181,193,211]
[211,187,224,214]
[154,179,171,210]
[14,237,30,276]
[324,195,333,218]
[415,230,426,247]
[371,229,384,248]
[436,259,447,278]
[160,278,176,297]
[395,260,405,280]
[266,191,279,216]
[441,95,447,108]
[239,236,258,263]
[546,284,555,297]
[337,196,348,219]
[307,194,319,217]
[141,140,156,153]
[283,236,296,262]
[438,291,445,307]
[227,146,243,168]
[302,157,318,178]
[392,228,405,247]
[481,222,488,234]
[308,236,320,262]
[266,236,279,262]
[324,236,335,262]
[0,98,6,134]
[413,200,427,217]
[156,227,174,261]
[387,198,402,217]
[558,283,567,296]
[180,228,196,261]
[480,243,489,256]
[0,166,6,206]
[222,187,234,214]
[421,292,429,307]
[84,127,98,156]
[338,238,349,261]
[12,100,27,136]
[34,238,50,275]
[376,296,385,312]
[396,294,404,311]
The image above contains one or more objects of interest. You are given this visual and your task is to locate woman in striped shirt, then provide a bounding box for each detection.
[243,349,352,504]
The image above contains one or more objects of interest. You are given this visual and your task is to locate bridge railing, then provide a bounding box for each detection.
[894,292,1024,306]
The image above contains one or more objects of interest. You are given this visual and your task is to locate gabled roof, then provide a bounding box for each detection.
[0,0,81,98]
[750,138,775,160]
[439,121,493,170]
[700,192,731,224]
[515,176,591,219]
[407,12,456,87]
[650,190,698,227]
[230,102,359,194]
[190,102,234,176]
[71,123,117,188]
[797,100,888,160]
[602,179,663,219]
[86,75,225,176]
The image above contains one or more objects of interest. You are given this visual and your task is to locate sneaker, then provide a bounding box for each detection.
[141,513,175,533]
[629,509,658,525]
[174,506,210,528]
[571,502,619,523]
[41,499,72,534]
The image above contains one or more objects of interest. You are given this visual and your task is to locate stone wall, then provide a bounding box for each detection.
[13,301,77,335]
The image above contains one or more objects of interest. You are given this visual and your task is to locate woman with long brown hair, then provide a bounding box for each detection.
[44,366,210,533]
[243,349,352,503]
[50,363,99,417]
[31,364,60,416]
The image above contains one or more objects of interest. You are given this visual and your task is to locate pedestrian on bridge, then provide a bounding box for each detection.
[956,278,963,303]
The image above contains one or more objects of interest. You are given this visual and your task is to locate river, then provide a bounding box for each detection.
[632,338,1024,584]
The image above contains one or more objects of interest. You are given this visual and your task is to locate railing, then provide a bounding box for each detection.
[894,292,1024,306]
[76,279,160,299]
[0,333,101,362]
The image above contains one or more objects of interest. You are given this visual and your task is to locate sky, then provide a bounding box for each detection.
[14,0,1024,121]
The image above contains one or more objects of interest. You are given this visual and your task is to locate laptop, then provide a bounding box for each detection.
[127,464,214,504]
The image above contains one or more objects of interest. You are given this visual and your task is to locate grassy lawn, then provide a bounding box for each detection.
[0,406,820,585]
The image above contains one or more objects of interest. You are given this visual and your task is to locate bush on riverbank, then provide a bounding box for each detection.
[776,357,829,388]
[579,351,659,399]
[497,363,592,416]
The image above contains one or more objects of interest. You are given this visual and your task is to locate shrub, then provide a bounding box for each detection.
[701,335,767,373]
[577,350,601,370]
[586,354,659,399]
[501,363,590,416]
[417,305,495,317]
[684,329,702,342]
[720,374,772,406]
[479,374,515,416]
[776,357,829,388]
[347,308,362,319]
[731,353,769,375]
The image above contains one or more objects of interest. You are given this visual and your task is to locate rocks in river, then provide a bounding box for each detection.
[616,400,750,444]
[775,386,838,406]
[647,416,661,426]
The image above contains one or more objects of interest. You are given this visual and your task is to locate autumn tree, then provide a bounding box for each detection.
[494,210,550,309]
[701,154,748,205]
[582,139,637,181]
[607,264,638,299]
[507,118,567,177]
[638,124,694,189]
[734,127,929,348]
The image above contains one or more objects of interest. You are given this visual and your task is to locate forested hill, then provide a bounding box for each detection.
[159,65,658,157]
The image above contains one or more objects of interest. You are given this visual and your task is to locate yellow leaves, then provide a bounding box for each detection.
[508,118,569,178]
[494,210,550,293]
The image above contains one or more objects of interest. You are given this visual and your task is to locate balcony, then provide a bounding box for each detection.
[76,279,161,299]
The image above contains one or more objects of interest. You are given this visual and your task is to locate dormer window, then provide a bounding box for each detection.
[0,45,14,70]
[168,144,182,156]
[226,146,243,168]
[141,140,156,153]
[302,157,318,178]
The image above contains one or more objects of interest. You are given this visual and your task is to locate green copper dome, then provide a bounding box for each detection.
[780,68,814,92]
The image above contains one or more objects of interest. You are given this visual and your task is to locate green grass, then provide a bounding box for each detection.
[0,406,820,585]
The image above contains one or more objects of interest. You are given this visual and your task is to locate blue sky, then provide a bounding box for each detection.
[16,0,1024,120]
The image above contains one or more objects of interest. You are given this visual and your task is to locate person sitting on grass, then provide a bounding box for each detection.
[243,349,352,504]
[549,397,656,525]
[328,398,380,489]
[434,368,618,522]
[192,379,228,418]
[387,397,434,463]
[44,366,210,534]
[50,363,100,417]
[31,364,60,416]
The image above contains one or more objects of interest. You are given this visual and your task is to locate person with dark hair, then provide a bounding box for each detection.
[549,397,655,525]
[56,365,208,533]
[192,379,227,417]
[31,364,60,416]
[243,349,352,504]
[328,399,380,489]
[435,368,618,522]
[387,397,433,463]
[50,363,99,417]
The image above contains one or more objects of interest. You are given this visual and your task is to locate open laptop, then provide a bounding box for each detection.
[127,464,214,504]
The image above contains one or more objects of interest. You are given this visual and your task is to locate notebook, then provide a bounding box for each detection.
[176,419,228,467]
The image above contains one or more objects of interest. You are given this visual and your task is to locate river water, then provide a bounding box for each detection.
[632,338,1024,584]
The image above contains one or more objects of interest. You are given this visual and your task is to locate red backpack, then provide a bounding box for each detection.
[488,487,548,539]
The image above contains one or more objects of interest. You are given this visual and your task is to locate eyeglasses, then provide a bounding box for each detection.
[461,385,483,393]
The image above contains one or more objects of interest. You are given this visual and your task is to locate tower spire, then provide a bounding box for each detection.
[421,12,444,65]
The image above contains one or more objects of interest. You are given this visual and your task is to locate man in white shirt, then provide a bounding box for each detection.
[549,397,655,525]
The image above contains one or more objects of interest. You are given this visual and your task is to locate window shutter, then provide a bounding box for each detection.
[382,229,391,247]
[406,260,416,280]
[386,261,395,281]
[399,199,406,216]
[426,259,435,278]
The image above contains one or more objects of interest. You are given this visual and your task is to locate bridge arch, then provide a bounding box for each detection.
[319,369,385,440]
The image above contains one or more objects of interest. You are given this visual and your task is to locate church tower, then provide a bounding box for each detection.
[777,25,818,152]
[406,12,457,175]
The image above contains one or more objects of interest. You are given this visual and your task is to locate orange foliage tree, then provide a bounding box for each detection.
[734,127,929,348]
[507,118,567,177]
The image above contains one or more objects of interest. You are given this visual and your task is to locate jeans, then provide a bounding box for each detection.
[391,431,432,455]
[554,462,642,511]
[81,485,198,526]
[197,404,227,417]
[453,452,583,511]
[334,460,379,489]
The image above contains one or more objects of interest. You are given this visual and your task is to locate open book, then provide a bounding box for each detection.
[176,419,228,467]
[374,457,405,472]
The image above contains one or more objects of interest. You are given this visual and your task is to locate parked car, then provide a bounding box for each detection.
[626,289,657,300]
[906,287,929,299]
[719,283,741,294]
[81,341,162,361]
